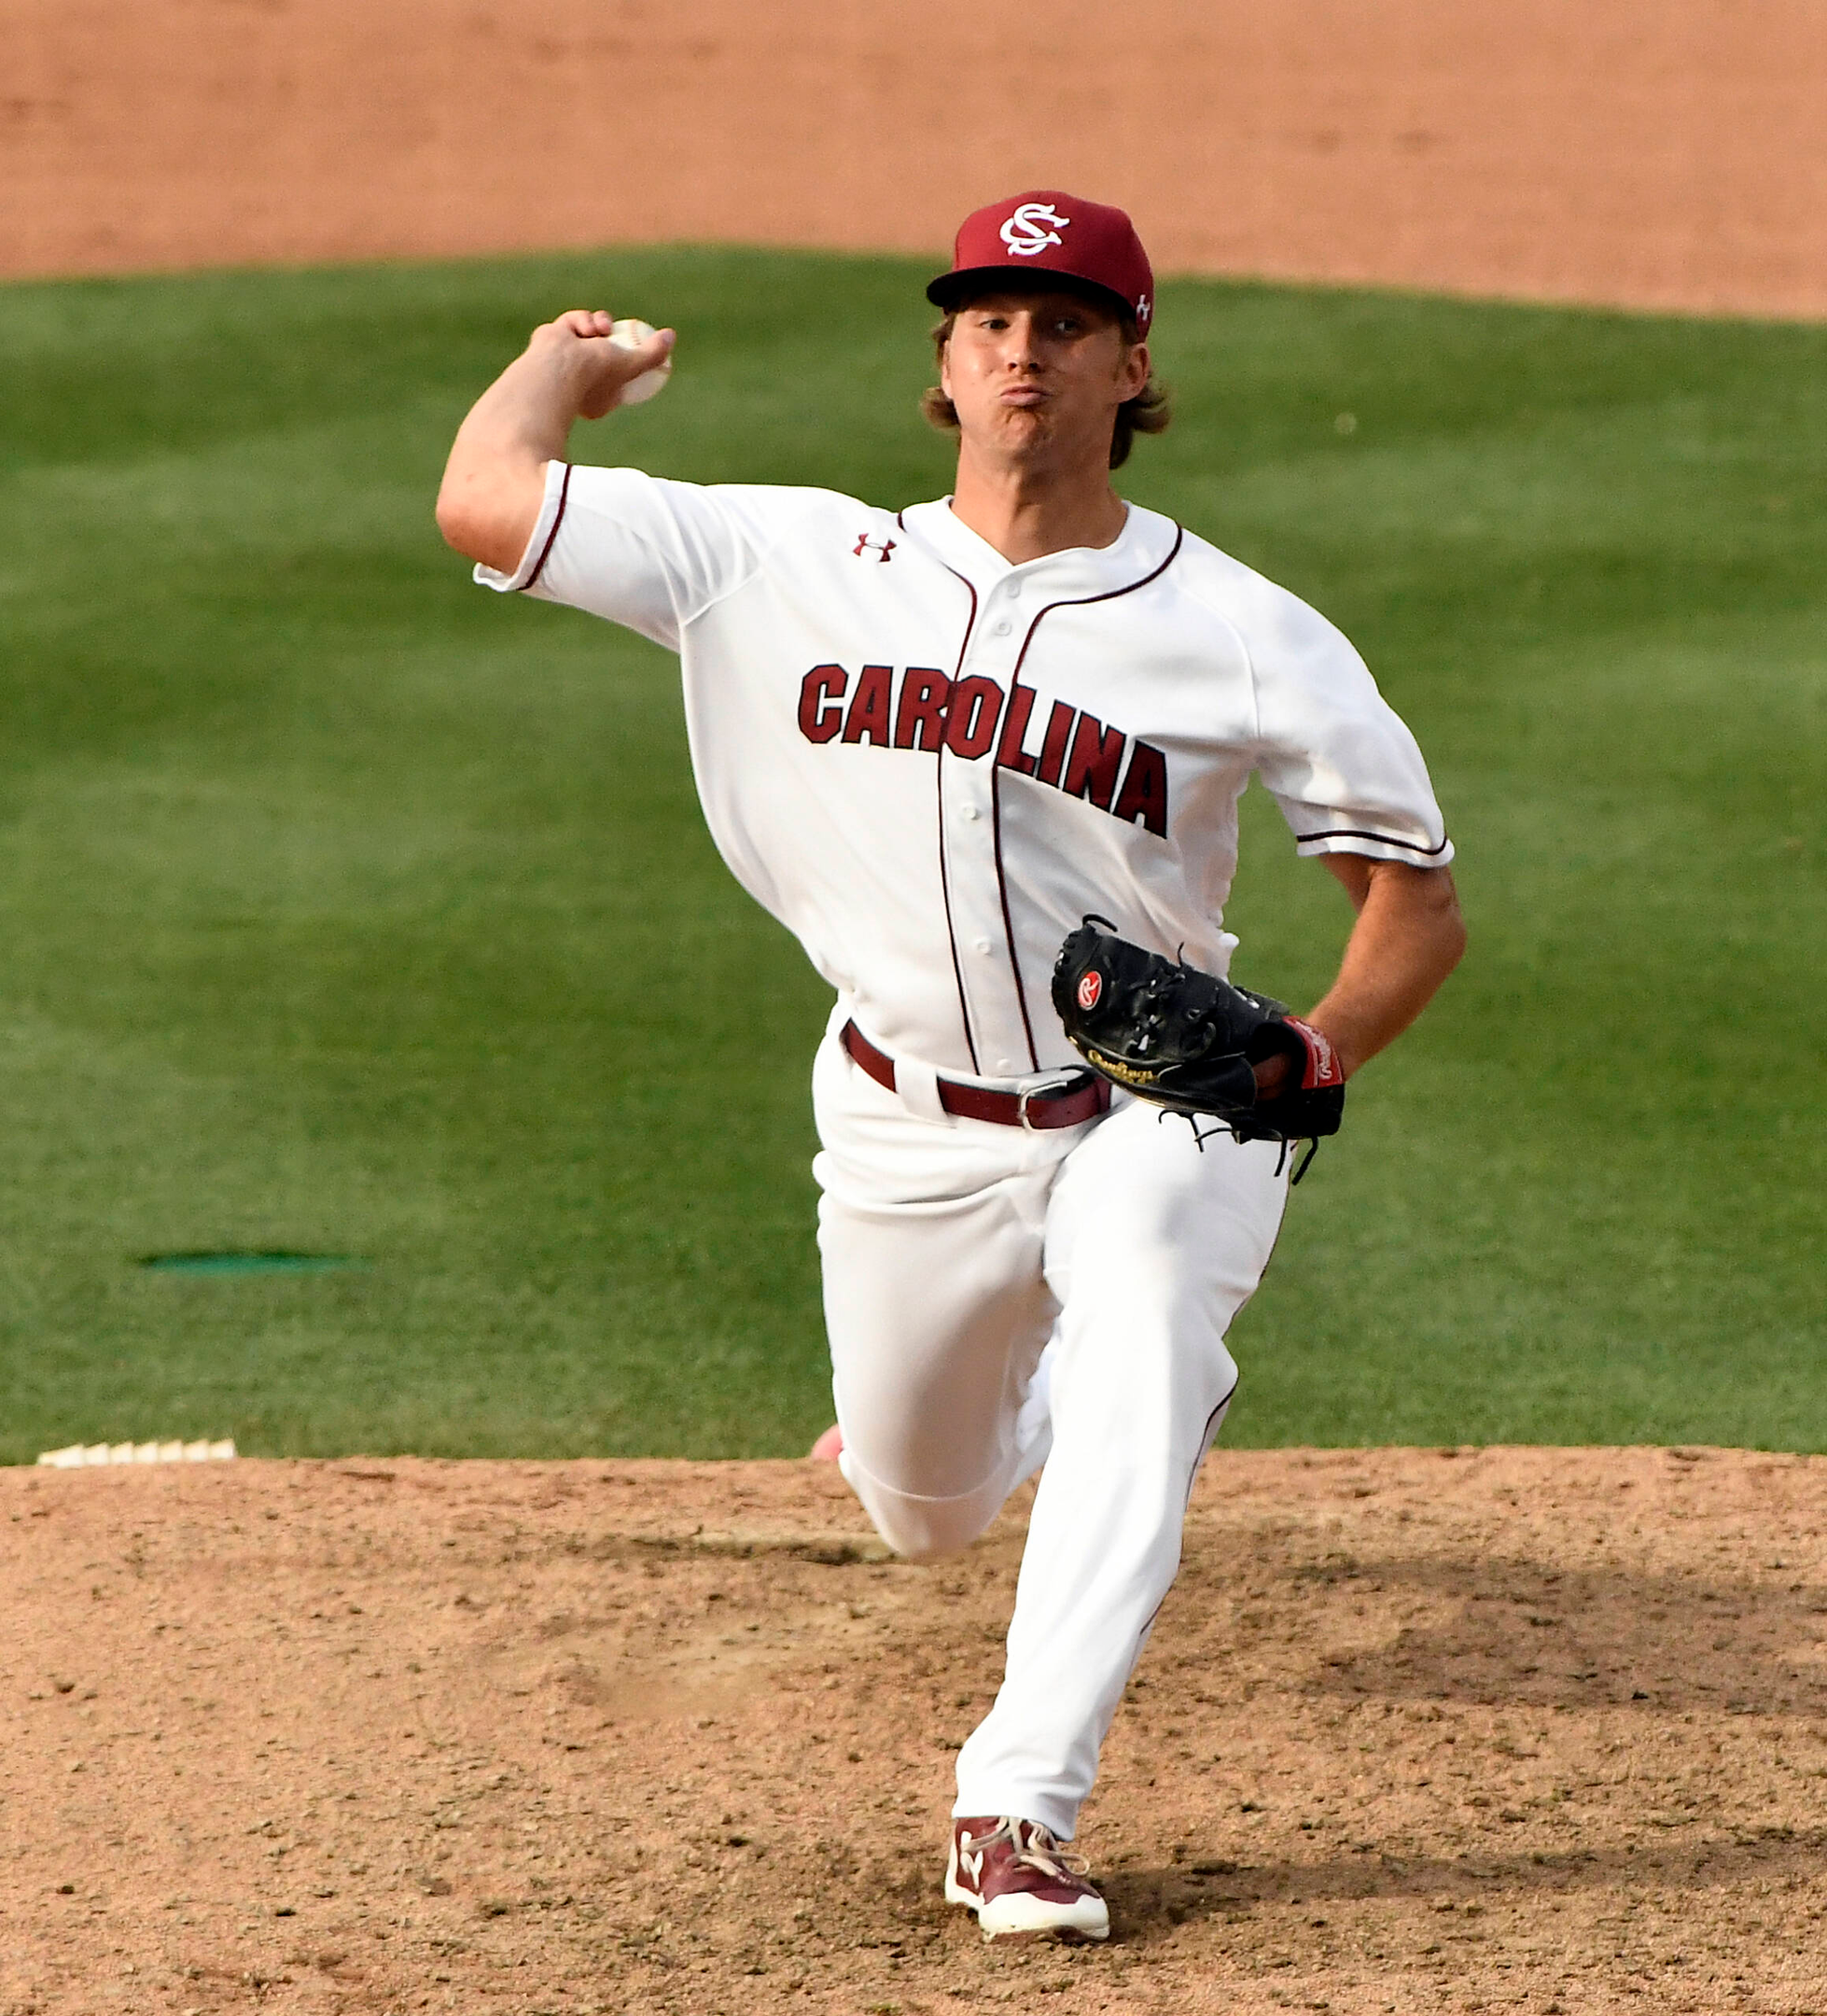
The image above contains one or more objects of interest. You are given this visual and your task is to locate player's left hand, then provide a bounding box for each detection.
[1251,1050,1293,1098]
[1052,917,1346,1164]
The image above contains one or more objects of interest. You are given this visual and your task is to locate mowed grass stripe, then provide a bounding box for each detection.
[0,248,1820,1461]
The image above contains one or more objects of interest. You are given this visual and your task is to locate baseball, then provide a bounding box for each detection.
[608,317,672,406]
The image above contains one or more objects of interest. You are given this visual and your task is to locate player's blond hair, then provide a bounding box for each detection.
[920,296,1171,470]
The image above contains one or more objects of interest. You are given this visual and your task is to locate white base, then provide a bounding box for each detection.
[37,1439,236,1468]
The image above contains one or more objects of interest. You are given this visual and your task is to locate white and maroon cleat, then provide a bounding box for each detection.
[944,1815,1110,1941]
[807,1423,844,1463]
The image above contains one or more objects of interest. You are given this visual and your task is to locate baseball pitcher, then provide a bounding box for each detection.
[437,190,1466,1942]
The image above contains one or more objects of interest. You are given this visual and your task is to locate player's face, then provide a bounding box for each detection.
[941,289,1151,473]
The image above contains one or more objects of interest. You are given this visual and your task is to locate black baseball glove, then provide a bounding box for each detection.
[1052,916,1345,1178]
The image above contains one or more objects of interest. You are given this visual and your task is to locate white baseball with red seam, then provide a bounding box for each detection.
[608,318,672,406]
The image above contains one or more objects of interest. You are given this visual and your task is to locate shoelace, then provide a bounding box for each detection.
[973,1818,1092,1883]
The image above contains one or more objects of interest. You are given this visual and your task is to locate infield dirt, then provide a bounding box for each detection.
[7,0,1825,315]
[6,1446,1827,2014]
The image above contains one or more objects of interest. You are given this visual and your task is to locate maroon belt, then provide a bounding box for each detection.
[841,1021,1110,1131]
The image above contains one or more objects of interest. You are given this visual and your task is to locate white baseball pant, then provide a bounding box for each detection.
[811,1005,1290,1839]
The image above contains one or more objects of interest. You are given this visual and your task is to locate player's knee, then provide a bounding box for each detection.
[865,1496,991,1563]
[887,1532,967,1566]
[834,1435,1004,1556]
[841,1452,1000,1561]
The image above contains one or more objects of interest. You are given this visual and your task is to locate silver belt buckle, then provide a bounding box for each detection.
[1017,1071,1090,1132]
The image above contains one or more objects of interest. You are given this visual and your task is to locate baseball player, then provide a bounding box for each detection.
[437,190,1465,1943]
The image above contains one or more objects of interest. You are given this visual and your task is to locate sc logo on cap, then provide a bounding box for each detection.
[1000,202,1071,256]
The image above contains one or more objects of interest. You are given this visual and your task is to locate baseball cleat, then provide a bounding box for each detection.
[807,1423,844,1462]
[945,1815,1110,1941]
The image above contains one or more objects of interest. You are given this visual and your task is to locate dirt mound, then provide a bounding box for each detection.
[6,1445,1826,2012]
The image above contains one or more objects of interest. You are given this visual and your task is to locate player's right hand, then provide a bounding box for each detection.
[532,310,676,421]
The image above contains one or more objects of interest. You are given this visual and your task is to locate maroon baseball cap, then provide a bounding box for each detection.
[927,189,1155,332]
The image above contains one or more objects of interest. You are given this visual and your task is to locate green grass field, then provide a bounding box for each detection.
[0,248,1821,1463]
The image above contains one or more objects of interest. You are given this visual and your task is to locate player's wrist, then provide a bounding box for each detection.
[1298,1015,1363,1082]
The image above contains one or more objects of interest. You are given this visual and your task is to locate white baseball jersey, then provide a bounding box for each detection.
[477,462,1451,1082]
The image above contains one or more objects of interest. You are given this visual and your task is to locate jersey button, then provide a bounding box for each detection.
[959,805,980,821]
[989,619,1012,637]
[972,937,992,954]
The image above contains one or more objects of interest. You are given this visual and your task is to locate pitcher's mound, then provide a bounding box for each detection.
[4,1445,1824,2012]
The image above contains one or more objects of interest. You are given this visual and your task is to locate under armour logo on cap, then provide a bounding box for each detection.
[1000,202,1070,257]
[927,189,1156,333]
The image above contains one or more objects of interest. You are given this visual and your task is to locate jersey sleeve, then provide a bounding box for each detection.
[471,462,763,651]
[1247,586,1454,868]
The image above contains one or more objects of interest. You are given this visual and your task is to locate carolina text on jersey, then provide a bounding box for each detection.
[797,664,1168,837]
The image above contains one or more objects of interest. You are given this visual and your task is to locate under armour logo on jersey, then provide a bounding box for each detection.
[853,534,896,562]
[1000,202,1070,257]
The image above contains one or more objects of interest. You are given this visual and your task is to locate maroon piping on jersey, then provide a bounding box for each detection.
[518,462,574,593]
[900,509,985,1073]
[1006,525,1185,685]
[987,769,1038,1069]
[1294,825,1452,857]
[991,524,1188,1071]
[1130,1372,1240,1654]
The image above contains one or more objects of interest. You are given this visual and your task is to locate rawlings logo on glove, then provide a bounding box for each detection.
[1051,916,1345,1180]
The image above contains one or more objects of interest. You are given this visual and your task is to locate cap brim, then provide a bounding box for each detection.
[926,265,1134,320]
